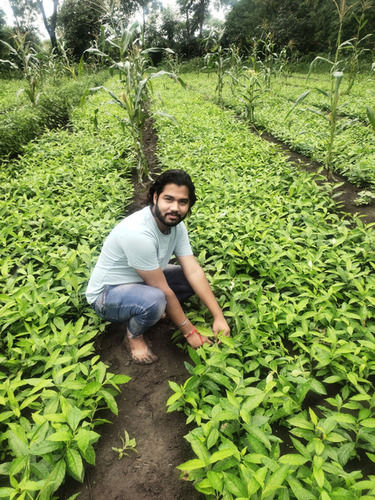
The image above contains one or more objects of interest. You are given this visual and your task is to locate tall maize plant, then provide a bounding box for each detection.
[286,0,356,179]
[87,23,184,180]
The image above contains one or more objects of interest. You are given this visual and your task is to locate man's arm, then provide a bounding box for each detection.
[177,255,230,337]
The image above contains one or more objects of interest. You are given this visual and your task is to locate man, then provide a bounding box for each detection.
[86,169,230,364]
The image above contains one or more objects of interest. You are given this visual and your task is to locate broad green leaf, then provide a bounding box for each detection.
[81,381,102,396]
[177,458,205,471]
[190,436,210,465]
[67,406,84,432]
[323,376,343,384]
[207,372,232,390]
[287,477,315,500]
[333,413,356,425]
[100,389,118,415]
[109,374,131,385]
[207,470,223,492]
[279,454,309,466]
[66,448,84,482]
[0,411,14,423]
[223,471,247,498]
[288,415,314,430]
[29,440,61,455]
[8,431,29,457]
[9,456,28,476]
[241,392,265,419]
[75,428,100,454]
[209,448,236,464]
[313,465,325,488]
[47,430,73,442]
[166,392,182,406]
[337,443,355,466]
[38,459,66,500]
[246,426,272,450]
[168,381,182,393]
[263,464,289,496]
[207,428,219,449]
[360,418,375,428]
[0,488,16,498]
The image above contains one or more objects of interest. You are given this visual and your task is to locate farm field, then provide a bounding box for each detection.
[1,67,375,500]
[184,71,375,193]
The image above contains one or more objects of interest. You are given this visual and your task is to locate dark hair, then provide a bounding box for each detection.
[148,169,197,208]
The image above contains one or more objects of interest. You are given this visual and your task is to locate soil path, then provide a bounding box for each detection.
[60,321,203,500]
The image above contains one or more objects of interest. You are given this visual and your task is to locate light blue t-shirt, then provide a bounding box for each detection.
[86,206,193,304]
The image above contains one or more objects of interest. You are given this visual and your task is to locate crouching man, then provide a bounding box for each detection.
[86,169,230,364]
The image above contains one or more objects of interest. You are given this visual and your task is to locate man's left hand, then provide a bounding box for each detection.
[212,317,230,338]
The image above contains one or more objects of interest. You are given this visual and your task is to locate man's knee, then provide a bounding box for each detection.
[146,287,166,320]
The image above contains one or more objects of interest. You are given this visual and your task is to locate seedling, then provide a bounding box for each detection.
[112,430,137,459]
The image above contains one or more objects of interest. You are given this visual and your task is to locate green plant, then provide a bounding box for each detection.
[86,23,184,180]
[0,31,43,106]
[355,190,375,205]
[228,67,264,124]
[112,430,137,459]
[151,74,375,498]
[286,0,358,179]
[367,106,375,132]
[204,29,232,105]
[258,32,289,88]
[0,83,136,498]
[343,0,372,94]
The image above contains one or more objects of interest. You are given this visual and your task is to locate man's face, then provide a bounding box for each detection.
[153,183,190,229]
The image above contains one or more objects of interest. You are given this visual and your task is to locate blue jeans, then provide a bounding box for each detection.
[91,264,194,338]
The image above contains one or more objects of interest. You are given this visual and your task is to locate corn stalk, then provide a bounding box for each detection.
[204,29,232,105]
[0,32,43,106]
[86,24,184,181]
[286,0,355,179]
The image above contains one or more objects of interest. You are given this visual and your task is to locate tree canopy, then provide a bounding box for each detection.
[224,0,375,57]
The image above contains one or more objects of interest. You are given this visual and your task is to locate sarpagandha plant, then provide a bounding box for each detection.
[86,23,184,181]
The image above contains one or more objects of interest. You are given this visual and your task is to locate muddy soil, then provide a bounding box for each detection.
[59,321,203,500]
[59,106,374,500]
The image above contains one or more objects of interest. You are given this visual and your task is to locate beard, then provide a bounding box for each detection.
[153,202,185,227]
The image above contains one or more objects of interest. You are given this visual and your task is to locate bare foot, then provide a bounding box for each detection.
[124,331,158,365]
[184,328,212,349]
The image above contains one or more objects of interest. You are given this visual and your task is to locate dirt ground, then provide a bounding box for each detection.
[59,114,374,500]
[59,320,204,500]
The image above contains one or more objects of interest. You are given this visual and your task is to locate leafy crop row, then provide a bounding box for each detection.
[0,71,109,161]
[183,72,375,191]
[0,82,133,499]
[152,77,375,499]
[271,76,373,122]
[0,78,29,111]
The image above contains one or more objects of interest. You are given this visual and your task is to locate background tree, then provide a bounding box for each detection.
[224,0,375,57]
[57,0,103,59]
[9,0,59,50]
[36,0,59,50]
[8,0,38,31]
[0,9,16,69]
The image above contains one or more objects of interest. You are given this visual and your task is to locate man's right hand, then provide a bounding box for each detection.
[180,320,212,348]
